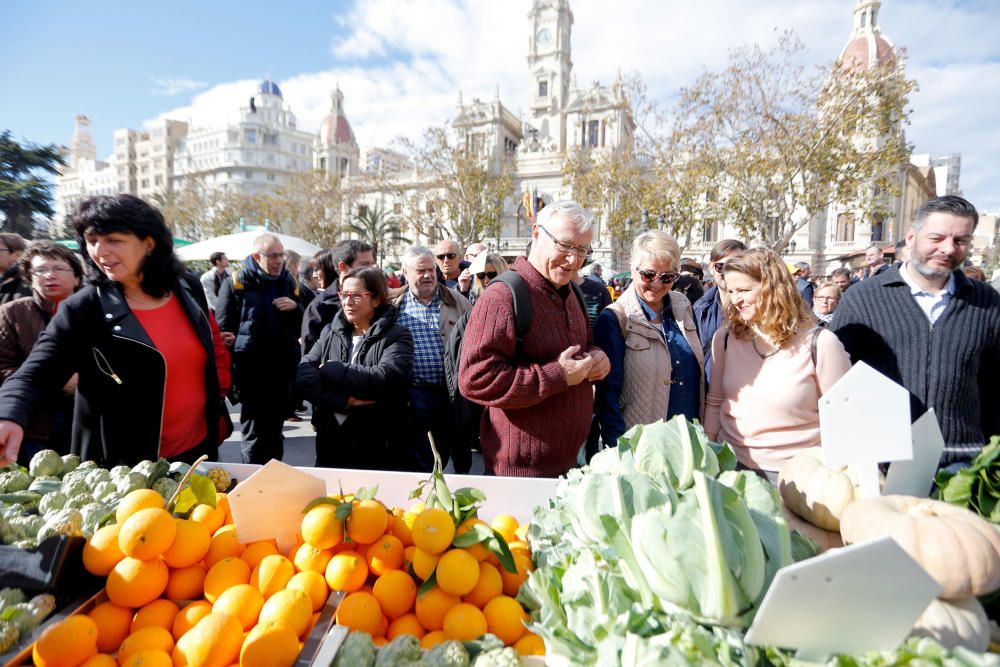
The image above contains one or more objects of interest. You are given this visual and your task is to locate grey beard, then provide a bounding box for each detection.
[912,257,955,279]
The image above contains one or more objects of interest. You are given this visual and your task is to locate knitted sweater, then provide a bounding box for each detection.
[832,264,1000,463]
[458,257,593,477]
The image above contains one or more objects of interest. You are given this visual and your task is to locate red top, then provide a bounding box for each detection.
[133,296,208,457]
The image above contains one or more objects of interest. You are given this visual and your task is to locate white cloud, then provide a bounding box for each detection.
[149,77,209,96]
[152,0,1000,210]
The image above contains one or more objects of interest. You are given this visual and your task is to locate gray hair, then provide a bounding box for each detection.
[401,245,435,270]
[252,233,282,253]
[794,261,811,272]
[913,195,978,232]
[536,200,595,233]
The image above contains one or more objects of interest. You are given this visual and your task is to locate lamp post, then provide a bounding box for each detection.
[788,239,797,256]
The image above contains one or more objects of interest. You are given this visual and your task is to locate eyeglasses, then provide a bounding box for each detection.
[636,268,679,284]
[712,262,726,273]
[435,253,457,261]
[258,252,285,260]
[30,266,75,277]
[814,296,840,302]
[476,271,498,281]
[537,225,591,258]
[338,291,372,302]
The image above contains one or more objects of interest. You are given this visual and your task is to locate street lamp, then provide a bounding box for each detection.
[788,239,797,255]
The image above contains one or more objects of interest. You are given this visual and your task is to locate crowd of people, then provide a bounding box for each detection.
[0,192,997,482]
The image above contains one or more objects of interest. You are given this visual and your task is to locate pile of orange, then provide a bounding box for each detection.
[300,498,544,656]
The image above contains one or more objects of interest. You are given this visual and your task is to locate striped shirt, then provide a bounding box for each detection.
[396,290,445,387]
[899,262,956,325]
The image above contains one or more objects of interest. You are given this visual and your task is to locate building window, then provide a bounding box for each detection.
[319,157,327,173]
[836,212,856,243]
[141,179,149,188]
[538,80,548,98]
[587,120,600,147]
[702,220,719,243]
[393,202,402,214]
[245,171,252,179]
[267,173,275,182]
[154,175,163,186]
[860,11,867,27]
[245,130,256,144]
[871,214,885,242]
[358,205,369,218]
[340,158,348,177]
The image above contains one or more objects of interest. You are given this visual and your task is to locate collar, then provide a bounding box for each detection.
[406,288,441,309]
[638,297,663,322]
[899,261,956,297]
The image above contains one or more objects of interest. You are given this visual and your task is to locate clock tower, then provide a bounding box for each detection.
[526,0,573,152]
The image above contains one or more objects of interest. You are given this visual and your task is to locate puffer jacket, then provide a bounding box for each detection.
[216,255,302,355]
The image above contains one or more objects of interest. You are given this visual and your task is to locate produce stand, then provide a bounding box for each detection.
[1,588,103,667]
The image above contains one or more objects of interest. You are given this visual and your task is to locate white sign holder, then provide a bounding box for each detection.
[884,409,946,497]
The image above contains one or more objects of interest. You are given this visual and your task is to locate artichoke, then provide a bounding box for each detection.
[116,472,147,494]
[85,468,112,487]
[64,494,91,510]
[0,619,20,654]
[36,508,84,542]
[470,647,520,667]
[205,467,232,492]
[60,478,89,498]
[27,477,61,496]
[109,465,131,479]
[39,491,68,515]
[333,632,376,667]
[0,587,26,611]
[375,634,422,667]
[92,481,115,501]
[60,454,81,474]
[0,470,31,493]
[79,503,111,537]
[28,450,63,478]
[152,477,179,501]
[422,640,471,667]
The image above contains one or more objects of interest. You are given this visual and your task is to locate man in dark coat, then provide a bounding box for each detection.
[0,233,31,305]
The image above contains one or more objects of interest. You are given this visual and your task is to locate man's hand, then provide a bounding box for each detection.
[558,345,595,386]
[458,269,472,292]
[347,397,376,407]
[0,420,24,467]
[273,297,297,312]
[585,347,611,382]
[220,332,236,348]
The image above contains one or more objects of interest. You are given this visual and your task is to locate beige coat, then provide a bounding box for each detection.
[605,286,705,428]
[392,283,470,346]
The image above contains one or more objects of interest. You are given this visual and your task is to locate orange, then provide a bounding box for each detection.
[412,508,455,555]
[390,512,414,546]
[238,624,299,667]
[118,626,174,663]
[116,489,165,524]
[203,530,245,569]
[171,601,212,641]
[172,612,242,667]
[346,499,389,545]
[436,549,480,596]
[442,602,488,641]
[365,534,404,576]
[402,546,417,569]
[463,561,503,609]
[372,570,417,620]
[500,552,533,597]
[300,505,344,550]
[31,615,98,667]
[411,548,439,581]
[241,541,279,570]
[515,522,529,542]
[291,543,333,574]
[251,554,295,598]
[212,524,236,537]
[257,589,312,638]
[80,655,117,667]
[455,518,491,561]
[131,598,180,634]
[286,571,329,612]
[160,519,211,569]
[118,508,176,561]
[490,514,519,544]
[407,501,426,515]
[514,632,545,656]
[189,503,225,534]
[414,586,460,632]
[82,524,125,576]
[483,595,528,645]
[216,493,232,524]
[376,613,389,638]
[420,630,446,649]
[324,552,368,592]
[203,556,251,603]
[106,557,169,608]
[212,583,263,630]
[120,648,172,667]
[164,564,206,601]
[86,601,132,654]
[330,540,356,555]
[386,612,425,640]
[335,591,383,636]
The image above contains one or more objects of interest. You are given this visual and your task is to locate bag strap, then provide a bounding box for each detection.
[490,271,533,355]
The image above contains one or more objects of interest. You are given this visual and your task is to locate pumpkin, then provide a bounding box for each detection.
[840,495,1000,599]
[778,455,858,531]
[781,505,843,553]
[911,597,990,652]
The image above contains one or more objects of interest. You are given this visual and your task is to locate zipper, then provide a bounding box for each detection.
[92,347,123,385]
[111,333,167,458]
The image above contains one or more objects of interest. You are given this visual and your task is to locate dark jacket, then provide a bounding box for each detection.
[300,289,341,355]
[0,266,31,305]
[216,256,302,355]
[0,273,228,466]
[832,264,1000,464]
[297,304,414,469]
[796,276,814,307]
[692,285,723,383]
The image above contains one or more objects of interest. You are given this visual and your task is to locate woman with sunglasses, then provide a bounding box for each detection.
[467,252,509,304]
[297,267,414,469]
[703,248,851,480]
[595,231,704,446]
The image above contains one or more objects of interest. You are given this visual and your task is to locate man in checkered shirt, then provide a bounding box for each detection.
[393,246,471,472]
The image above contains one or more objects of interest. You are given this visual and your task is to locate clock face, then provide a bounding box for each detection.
[536,28,552,47]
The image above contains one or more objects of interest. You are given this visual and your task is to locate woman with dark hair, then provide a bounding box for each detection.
[297,267,413,469]
[0,241,85,461]
[0,194,231,467]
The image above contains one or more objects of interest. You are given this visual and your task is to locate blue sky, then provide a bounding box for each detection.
[4,0,999,212]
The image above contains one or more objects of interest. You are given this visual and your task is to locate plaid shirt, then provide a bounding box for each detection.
[396,289,446,387]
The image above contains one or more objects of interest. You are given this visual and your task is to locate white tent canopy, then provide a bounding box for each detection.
[175,231,323,262]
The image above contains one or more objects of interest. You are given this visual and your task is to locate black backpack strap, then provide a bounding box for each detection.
[490,271,533,354]
[568,279,590,331]
[810,325,821,367]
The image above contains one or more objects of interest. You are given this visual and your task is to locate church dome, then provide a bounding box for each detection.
[258,80,282,98]
[318,113,355,146]
[840,33,895,71]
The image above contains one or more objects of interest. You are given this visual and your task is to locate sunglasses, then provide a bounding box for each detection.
[636,268,679,284]
[476,271,498,281]
[713,262,726,273]
[435,253,457,261]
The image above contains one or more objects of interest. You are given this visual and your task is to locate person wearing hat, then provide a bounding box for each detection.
[792,261,814,307]
[468,252,509,305]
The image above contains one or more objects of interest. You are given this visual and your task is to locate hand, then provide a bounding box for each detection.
[558,345,595,387]
[0,420,25,467]
[62,372,79,395]
[220,332,236,348]
[347,397,376,407]
[585,347,611,382]
[458,269,472,291]
[273,297,297,311]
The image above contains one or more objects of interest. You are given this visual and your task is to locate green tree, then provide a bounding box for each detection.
[0,131,66,237]
[347,202,410,263]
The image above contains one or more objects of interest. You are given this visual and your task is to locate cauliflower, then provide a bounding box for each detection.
[422,640,471,667]
[152,477,179,500]
[28,450,63,478]
[60,478,89,498]
[36,508,84,542]
[85,468,112,487]
[75,460,98,471]
[333,632,376,667]
[116,472,147,494]
[64,494,91,510]
[39,491,68,515]
[109,465,131,479]
[60,454,81,474]
[92,481,116,501]
[375,634,422,667]
[80,503,111,536]
[469,647,520,667]
[0,470,32,493]
[205,467,232,492]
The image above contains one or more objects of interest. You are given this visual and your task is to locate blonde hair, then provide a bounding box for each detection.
[722,248,813,347]
[630,230,680,270]
[472,254,509,297]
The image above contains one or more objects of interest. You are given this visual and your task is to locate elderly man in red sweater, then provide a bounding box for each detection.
[458,201,611,477]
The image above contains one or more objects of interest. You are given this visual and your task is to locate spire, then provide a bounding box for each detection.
[853,0,881,36]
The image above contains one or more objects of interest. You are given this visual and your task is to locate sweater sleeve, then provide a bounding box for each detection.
[458,282,568,409]
[703,327,728,440]
[815,329,852,395]
[594,308,627,446]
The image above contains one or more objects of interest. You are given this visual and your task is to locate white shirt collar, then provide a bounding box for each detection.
[899,262,956,297]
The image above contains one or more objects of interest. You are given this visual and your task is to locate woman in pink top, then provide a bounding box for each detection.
[703,248,851,477]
